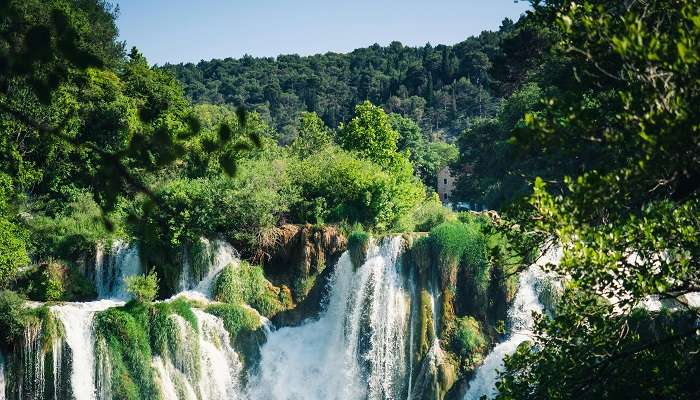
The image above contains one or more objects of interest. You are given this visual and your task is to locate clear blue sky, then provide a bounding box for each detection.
[114,0,530,65]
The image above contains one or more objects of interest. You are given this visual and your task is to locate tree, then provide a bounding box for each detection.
[494,1,700,398]
[337,101,401,167]
[0,174,28,288]
[291,112,332,155]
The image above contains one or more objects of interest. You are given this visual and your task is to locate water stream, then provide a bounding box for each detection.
[462,247,561,400]
[248,237,411,400]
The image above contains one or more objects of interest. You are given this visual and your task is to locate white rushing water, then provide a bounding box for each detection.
[94,241,143,300]
[177,239,239,299]
[248,237,411,400]
[51,300,124,400]
[0,352,5,400]
[152,310,244,400]
[463,247,561,400]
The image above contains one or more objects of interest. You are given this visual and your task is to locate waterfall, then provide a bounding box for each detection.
[94,241,142,300]
[51,300,123,400]
[192,309,244,399]
[177,239,239,299]
[152,310,244,400]
[248,236,411,400]
[0,352,5,400]
[463,247,561,400]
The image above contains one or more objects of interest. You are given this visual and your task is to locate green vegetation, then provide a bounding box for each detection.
[95,305,159,400]
[0,290,29,349]
[429,220,487,292]
[449,316,487,368]
[347,230,370,269]
[125,271,160,304]
[164,28,512,140]
[214,262,285,318]
[472,1,700,398]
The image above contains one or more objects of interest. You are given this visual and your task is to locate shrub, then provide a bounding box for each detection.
[429,221,487,290]
[0,290,28,349]
[289,146,425,231]
[125,271,159,303]
[40,261,65,301]
[406,194,456,232]
[0,217,29,288]
[206,303,261,340]
[28,193,117,261]
[347,230,370,269]
[450,316,487,362]
[214,262,284,317]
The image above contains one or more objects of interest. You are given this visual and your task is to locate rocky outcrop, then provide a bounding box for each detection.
[257,224,347,326]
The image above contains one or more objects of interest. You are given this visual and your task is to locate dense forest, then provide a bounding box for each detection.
[162,26,512,140]
[0,0,698,399]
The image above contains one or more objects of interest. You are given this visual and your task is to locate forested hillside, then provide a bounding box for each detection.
[163,21,517,142]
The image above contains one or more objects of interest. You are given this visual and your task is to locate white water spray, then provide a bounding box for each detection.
[177,239,239,299]
[249,237,410,400]
[0,352,5,400]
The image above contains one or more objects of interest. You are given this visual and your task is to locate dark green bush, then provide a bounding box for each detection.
[450,316,487,364]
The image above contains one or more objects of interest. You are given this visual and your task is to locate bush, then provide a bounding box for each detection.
[450,316,487,363]
[28,193,117,261]
[406,194,456,232]
[347,229,370,269]
[125,271,159,303]
[19,260,96,302]
[214,262,284,317]
[0,217,29,288]
[0,290,28,349]
[429,221,487,290]
[206,303,261,340]
[289,146,425,231]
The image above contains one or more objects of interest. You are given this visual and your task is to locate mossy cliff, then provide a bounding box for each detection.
[400,215,520,400]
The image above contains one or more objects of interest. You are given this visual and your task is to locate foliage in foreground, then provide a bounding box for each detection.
[492,1,700,398]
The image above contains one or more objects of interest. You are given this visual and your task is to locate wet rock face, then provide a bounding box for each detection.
[260,224,347,300]
[259,224,347,327]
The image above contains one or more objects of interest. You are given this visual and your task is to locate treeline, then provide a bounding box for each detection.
[162,20,521,142]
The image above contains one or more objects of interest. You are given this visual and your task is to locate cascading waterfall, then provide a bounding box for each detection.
[94,241,142,300]
[51,301,123,400]
[151,311,244,400]
[248,236,411,400]
[463,247,561,400]
[178,239,239,298]
[5,237,243,400]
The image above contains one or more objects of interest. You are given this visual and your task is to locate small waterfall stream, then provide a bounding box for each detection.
[248,237,411,400]
[0,352,5,400]
[463,247,561,400]
[94,241,142,300]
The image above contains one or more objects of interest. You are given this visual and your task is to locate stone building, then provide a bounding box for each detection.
[437,166,456,203]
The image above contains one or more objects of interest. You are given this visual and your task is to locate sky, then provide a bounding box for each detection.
[114,0,531,65]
